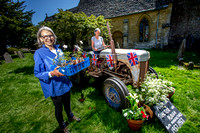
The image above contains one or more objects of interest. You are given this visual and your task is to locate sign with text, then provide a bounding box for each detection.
[152,100,186,133]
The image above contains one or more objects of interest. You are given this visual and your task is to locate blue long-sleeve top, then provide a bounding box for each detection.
[34,44,72,98]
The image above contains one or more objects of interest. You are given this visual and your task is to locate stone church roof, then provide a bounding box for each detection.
[69,0,173,18]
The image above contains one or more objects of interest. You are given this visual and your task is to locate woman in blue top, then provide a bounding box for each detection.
[91,28,107,57]
[34,26,80,133]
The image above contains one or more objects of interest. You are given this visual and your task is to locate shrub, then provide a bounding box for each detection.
[7,47,20,54]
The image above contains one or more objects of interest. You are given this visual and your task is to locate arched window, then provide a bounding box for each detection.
[139,18,149,42]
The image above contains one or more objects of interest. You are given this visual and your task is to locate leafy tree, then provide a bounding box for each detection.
[0,0,34,56]
[40,10,111,50]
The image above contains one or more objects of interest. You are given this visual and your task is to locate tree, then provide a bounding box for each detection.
[0,0,34,56]
[40,10,111,50]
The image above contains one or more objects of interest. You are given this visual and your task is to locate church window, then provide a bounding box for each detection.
[139,18,149,42]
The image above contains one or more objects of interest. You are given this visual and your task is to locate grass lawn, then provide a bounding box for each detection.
[0,49,199,133]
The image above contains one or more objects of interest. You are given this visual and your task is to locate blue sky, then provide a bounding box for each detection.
[16,0,80,25]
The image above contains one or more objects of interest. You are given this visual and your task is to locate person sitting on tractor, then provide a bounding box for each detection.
[91,28,107,58]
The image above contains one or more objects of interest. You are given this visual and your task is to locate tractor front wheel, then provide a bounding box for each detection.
[103,77,129,111]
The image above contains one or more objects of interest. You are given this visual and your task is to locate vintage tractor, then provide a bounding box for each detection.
[69,23,158,111]
[76,23,158,111]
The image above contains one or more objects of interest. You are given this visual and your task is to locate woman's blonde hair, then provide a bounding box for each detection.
[37,26,57,46]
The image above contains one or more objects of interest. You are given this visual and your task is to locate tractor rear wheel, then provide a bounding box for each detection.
[148,66,158,78]
[103,77,129,111]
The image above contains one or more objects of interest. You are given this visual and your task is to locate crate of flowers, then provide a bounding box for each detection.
[51,50,90,76]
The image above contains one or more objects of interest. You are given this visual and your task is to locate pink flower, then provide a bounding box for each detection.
[146,115,149,119]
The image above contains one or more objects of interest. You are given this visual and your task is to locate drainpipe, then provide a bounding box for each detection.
[155,10,160,48]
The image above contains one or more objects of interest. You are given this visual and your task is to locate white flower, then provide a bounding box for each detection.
[63,45,68,49]
[129,93,134,98]
[142,89,145,92]
[57,50,61,53]
[136,99,139,103]
[136,89,139,92]
[80,40,83,44]
[123,113,128,117]
[133,93,138,99]
[129,110,133,114]
[59,52,64,56]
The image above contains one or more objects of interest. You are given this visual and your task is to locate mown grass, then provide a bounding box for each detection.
[0,49,199,133]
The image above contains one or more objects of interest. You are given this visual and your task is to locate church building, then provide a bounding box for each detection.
[69,0,173,49]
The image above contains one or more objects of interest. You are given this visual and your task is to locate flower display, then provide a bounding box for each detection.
[122,93,149,120]
[136,73,175,106]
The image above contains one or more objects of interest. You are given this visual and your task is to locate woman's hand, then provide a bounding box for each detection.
[104,45,111,49]
[94,48,98,51]
[50,66,64,77]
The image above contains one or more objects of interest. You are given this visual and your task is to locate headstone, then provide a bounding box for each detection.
[3,52,13,63]
[177,39,186,60]
[17,51,24,58]
[152,100,186,133]
[14,51,18,55]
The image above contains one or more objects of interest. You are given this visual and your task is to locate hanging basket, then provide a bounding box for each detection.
[127,119,145,131]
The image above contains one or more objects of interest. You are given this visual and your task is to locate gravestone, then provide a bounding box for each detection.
[3,52,13,63]
[177,39,186,60]
[152,100,186,133]
[17,51,24,58]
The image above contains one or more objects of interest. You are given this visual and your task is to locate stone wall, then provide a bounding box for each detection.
[169,0,200,51]
[110,3,173,48]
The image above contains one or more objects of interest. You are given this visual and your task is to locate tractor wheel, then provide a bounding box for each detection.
[103,77,129,111]
[148,66,158,78]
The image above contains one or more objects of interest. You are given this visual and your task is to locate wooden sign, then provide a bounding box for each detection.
[152,100,186,133]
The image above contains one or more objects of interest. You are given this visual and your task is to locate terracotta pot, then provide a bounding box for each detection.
[127,119,145,131]
[167,90,175,99]
[138,102,154,119]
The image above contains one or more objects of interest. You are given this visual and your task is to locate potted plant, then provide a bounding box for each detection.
[135,73,175,107]
[122,93,149,131]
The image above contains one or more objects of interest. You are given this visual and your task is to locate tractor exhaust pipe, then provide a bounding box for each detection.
[106,22,117,70]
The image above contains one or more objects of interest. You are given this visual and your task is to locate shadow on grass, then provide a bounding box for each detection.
[148,49,200,68]
[9,66,34,75]
[52,122,70,133]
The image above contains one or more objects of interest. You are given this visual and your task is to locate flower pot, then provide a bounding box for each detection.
[167,90,175,99]
[127,119,145,131]
[138,102,154,119]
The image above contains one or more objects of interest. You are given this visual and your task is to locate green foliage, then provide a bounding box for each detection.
[123,94,148,120]
[39,10,111,49]
[7,47,20,54]
[0,0,35,55]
